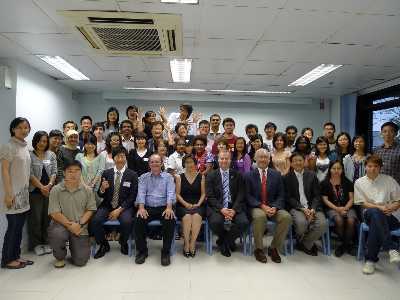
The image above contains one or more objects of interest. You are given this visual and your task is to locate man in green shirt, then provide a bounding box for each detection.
[48,160,96,268]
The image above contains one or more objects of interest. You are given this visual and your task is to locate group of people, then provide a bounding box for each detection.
[1,103,400,275]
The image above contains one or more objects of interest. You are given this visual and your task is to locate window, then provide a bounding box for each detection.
[372,107,400,148]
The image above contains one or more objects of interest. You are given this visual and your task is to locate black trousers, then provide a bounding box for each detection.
[28,192,50,250]
[1,212,27,267]
[208,210,249,243]
[90,207,133,245]
[134,206,176,255]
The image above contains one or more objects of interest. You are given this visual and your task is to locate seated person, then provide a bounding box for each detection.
[284,152,327,256]
[134,154,176,266]
[91,146,138,258]
[48,160,96,268]
[245,149,292,263]
[176,154,206,257]
[354,154,400,275]
[206,150,249,257]
[321,160,357,257]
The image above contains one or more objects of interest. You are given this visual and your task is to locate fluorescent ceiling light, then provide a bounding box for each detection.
[161,0,199,4]
[288,64,342,86]
[123,87,291,94]
[36,55,89,80]
[170,59,192,83]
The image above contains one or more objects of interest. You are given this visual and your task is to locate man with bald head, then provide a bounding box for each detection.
[245,149,292,263]
[134,154,176,266]
[206,150,249,257]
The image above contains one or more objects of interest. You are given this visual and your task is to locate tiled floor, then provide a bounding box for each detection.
[1,240,400,300]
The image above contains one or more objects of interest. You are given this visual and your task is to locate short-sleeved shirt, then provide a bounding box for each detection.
[354,174,400,221]
[48,183,96,235]
[166,151,185,175]
[321,177,354,207]
[0,137,31,214]
[374,143,400,185]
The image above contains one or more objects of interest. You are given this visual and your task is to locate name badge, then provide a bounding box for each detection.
[123,182,131,188]
[143,158,149,162]
[43,160,51,164]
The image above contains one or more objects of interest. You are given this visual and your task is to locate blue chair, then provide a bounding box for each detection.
[246,221,294,257]
[357,222,400,261]
[143,219,178,256]
[91,220,133,257]
[175,219,211,255]
[207,220,249,256]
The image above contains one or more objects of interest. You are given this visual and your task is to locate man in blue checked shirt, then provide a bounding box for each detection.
[134,154,176,266]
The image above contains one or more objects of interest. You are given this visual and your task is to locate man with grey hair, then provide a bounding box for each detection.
[245,149,292,263]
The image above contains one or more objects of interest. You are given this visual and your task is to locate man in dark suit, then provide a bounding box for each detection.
[245,149,292,263]
[91,146,138,258]
[284,152,327,256]
[206,150,249,257]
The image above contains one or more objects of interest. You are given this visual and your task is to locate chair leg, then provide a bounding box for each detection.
[326,225,331,256]
[357,225,365,261]
[128,236,132,257]
[208,229,213,255]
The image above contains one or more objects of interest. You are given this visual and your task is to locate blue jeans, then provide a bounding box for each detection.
[1,212,27,267]
[364,208,400,262]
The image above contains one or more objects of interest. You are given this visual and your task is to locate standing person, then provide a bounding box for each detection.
[57,130,81,183]
[331,132,352,162]
[28,131,57,256]
[301,127,315,149]
[198,120,213,153]
[167,103,201,136]
[271,132,291,175]
[175,154,206,257]
[249,134,267,163]
[323,122,337,151]
[192,135,210,175]
[48,129,63,157]
[207,139,230,171]
[75,135,105,192]
[147,121,165,153]
[374,121,400,185]
[209,114,222,143]
[293,135,313,169]
[1,117,33,269]
[48,160,97,268]
[78,116,93,150]
[321,160,357,257]
[104,107,120,138]
[354,154,400,275]
[285,125,298,152]
[100,132,123,170]
[245,124,259,153]
[343,135,367,183]
[264,122,277,152]
[174,122,194,146]
[284,153,327,256]
[232,137,252,174]
[142,110,157,139]
[120,120,135,153]
[166,137,186,176]
[91,147,138,258]
[245,149,292,264]
[127,132,153,177]
[309,136,331,182]
[62,120,78,139]
[126,105,144,134]
[92,122,106,154]
[212,118,237,153]
[134,154,176,266]
[156,140,169,171]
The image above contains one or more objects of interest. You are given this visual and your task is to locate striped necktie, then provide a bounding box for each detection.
[111,171,121,209]
[222,170,230,208]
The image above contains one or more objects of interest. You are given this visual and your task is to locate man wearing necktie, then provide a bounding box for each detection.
[91,146,138,259]
[206,150,249,257]
[245,149,292,263]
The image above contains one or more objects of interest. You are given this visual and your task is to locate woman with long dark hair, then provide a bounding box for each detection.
[321,160,357,257]
[309,136,331,182]
[232,137,251,174]
[103,106,120,138]
[343,135,367,183]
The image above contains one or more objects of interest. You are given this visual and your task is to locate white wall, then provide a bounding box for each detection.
[0,59,17,144]
[77,93,333,139]
[16,62,78,142]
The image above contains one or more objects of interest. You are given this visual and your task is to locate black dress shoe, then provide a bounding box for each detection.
[297,243,317,256]
[254,249,267,263]
[268,247,282,263]
[229,241,237,252]
[334,245,345,257]
[161,253,171,266]
[183,249,191,258]
[220,242,231,257]
[94,243,110,259]
[120,242,129,255]
[135,252,148,264]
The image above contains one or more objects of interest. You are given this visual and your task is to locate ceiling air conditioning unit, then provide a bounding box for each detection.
[60,11,183,56]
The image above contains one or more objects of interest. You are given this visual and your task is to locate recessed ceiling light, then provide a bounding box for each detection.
[170,59,192,83]
[123,87,291,94]
[288,64,342,86]
[36,55,89,80]
[161,0,199,4]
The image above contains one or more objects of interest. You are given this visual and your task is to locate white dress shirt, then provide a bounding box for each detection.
[113,165,126,185]
[294,169,308,208]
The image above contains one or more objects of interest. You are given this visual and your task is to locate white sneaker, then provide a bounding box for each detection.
[389,250,400,264]
[42,245,53,254]
[362,261,375,275]
[34,245,45,256]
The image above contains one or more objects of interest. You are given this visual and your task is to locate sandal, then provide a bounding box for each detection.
[4,261,26,269]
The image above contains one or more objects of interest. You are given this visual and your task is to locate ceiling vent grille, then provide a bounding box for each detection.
[60,11,182,56]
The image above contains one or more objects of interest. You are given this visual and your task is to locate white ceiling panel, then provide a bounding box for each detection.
[193,58,241,74]
[284,0,375,12]
[249,41,315,62]
[241,60,291,75]
[194,37,255,59]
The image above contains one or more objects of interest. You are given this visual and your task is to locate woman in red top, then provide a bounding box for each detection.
[192,136,209,175]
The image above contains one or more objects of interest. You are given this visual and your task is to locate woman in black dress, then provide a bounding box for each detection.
[175,154,206,257]
[127,132,153,177]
